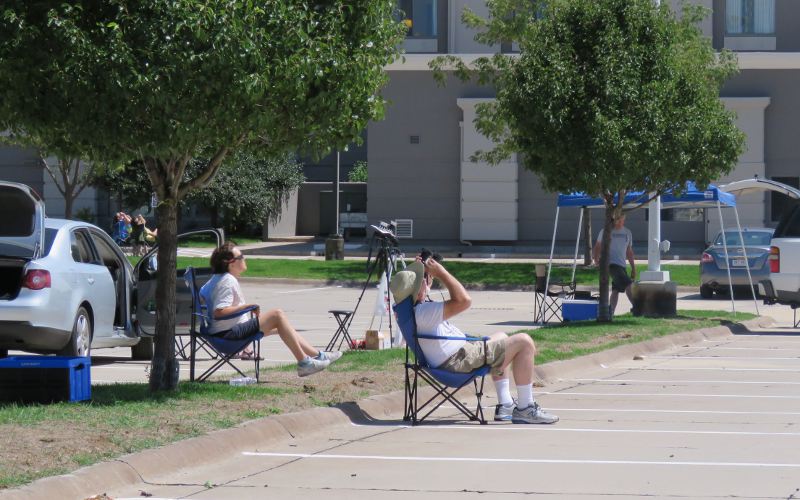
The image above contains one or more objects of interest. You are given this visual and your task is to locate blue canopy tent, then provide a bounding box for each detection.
[541,182,755,321]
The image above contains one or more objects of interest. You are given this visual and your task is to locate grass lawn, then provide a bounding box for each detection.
[0,309,751,489]
[128,256,701,288]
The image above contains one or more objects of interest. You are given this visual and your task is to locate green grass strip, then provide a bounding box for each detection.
[128,256,701,287]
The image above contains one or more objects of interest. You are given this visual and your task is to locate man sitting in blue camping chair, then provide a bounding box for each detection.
[390,255,558,425]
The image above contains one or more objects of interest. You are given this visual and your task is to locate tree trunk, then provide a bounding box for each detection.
[261,213,269,241]
[582,207,592,266]
[596,206,615,323]
[64,194,74,220]
[148,199,180,392]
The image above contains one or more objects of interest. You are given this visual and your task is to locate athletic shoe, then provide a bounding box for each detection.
[511,402,559,424]
[297,357,331,377]
[320,351,343,362]
[494,402,515,421]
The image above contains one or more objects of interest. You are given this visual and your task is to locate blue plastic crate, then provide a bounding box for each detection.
[0,356,91,403]
[562,299,599,322]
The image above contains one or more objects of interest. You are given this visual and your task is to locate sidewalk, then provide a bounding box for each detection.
[232,238,702,265]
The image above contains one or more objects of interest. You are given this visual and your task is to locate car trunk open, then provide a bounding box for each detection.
[0,182,45,261]
[0,258,27,300]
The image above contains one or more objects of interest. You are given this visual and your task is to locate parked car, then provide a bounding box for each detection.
[716,177,800,306]
[0,181,222,359]
[699,228,774,298]
[761,203,800,306]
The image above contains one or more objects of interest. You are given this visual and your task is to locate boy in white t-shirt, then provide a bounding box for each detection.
[390,256,558,424]
[201,242,341,377]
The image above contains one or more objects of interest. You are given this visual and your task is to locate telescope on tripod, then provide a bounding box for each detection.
[346,221,405,347]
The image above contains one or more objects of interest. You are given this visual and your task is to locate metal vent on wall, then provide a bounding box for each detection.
[393,219,413,239]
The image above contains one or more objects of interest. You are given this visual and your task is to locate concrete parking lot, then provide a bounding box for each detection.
[49,281,792,500]
[100,308,800,499]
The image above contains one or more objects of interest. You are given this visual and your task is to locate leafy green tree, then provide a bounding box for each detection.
[87,160,153,213]
[348,160,368,182]
[0,1,404,390]
[187,152,305,238]
[433,0,744,321]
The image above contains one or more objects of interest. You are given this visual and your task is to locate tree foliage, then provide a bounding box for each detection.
[187,152,305,233]
[433,0,745,320]
[348,160,368,182]
[0,0,404,390]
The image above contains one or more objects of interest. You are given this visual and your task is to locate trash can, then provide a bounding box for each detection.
[325,235,344,260]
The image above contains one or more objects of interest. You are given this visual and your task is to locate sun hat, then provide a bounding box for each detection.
[389,261,425,304]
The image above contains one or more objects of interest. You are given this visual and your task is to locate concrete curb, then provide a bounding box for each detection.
[0,316,771,500]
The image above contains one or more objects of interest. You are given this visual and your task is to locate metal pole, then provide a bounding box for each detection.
[733,205,759,315]
[541,206,560,324]
[717,201,735,315]
[571,207,583,285]
[335,151,340,236]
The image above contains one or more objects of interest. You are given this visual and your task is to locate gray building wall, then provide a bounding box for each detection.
[0,145,43,197]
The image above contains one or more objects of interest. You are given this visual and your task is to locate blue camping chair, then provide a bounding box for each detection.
[184,267,263,382]
[393,297,489,425]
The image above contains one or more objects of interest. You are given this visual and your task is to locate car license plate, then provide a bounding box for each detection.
[730,258,747,267]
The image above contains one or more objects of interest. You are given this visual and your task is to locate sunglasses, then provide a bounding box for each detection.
[231,255,245,261]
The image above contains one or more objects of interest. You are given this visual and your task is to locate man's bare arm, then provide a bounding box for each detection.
[425,259,471,320]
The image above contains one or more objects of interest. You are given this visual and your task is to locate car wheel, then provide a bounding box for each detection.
[700,285,714,299]
[61,306,92,357]
[131,337,154,360]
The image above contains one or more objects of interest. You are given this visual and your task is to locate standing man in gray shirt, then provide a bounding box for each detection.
[592,214,636,317]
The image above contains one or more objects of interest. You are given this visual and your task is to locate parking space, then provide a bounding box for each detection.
[106,313,800,499]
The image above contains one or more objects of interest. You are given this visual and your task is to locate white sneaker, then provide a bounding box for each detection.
[297,357,331,377]
[320,351,342,363]
[511,402,559,424]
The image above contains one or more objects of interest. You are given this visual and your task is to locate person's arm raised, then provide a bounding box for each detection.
[424,259,471,320]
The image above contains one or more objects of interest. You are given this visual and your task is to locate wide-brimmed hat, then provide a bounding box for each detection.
[389,261,425,304]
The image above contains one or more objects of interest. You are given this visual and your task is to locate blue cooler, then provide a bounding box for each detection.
[562,299,599,321]
[0,356,91,403]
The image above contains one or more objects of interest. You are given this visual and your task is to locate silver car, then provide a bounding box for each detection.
[0,181,153,358]
[699,227,774,299]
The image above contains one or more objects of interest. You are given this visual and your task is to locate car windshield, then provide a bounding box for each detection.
[714,231,772,247]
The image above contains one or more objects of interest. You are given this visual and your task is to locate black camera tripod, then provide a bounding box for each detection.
[344,231,405,348]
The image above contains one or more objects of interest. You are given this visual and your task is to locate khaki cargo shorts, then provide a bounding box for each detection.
[439,336,507,377]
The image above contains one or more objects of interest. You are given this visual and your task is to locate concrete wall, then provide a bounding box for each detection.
[0,146,44,199]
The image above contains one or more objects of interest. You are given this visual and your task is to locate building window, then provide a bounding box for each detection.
[771,177,800,222]
[646,208,704,222]
[726,0,775,35]
[398,0,438,38]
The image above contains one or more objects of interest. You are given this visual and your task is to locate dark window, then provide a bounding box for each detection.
[89,231,121,268]
[71,230,97,264]
[726,0,775,35]
[714,230,773,246]
[771,177,800,222]
[398,0,437,38]
[0,186,36,236]
[774,205,800,238]
[43,228,58,256]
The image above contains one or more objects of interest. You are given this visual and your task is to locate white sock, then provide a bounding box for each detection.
[517,384,534,409]
[494,378,513,406]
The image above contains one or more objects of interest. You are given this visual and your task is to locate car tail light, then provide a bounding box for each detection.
[701,252,713,263]
[768,246,780,273]
[23,269,51,290]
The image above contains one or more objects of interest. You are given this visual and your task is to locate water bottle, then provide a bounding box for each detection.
[229,376,257,386]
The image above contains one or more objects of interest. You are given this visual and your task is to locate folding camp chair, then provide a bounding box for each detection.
[534,264,575,324]
[393,297,489,425]
[184,267,264,382]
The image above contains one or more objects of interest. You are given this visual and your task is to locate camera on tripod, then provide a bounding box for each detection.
[370,221,399,246]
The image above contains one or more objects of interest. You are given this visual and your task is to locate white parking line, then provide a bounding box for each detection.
[689,346,800,351]
[276,286,337,294]
[349,423,800,437]
[243,452,800,468]
[649,355,800,361]
[541,391,800,399]
[633,367,800,372]
[436,404,800,416]
[568,378,800,386]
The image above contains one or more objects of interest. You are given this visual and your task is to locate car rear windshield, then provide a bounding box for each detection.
[774,204,800,238]
[714,231,773,247]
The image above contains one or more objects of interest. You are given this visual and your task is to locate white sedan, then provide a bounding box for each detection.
[0,181,152,359]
